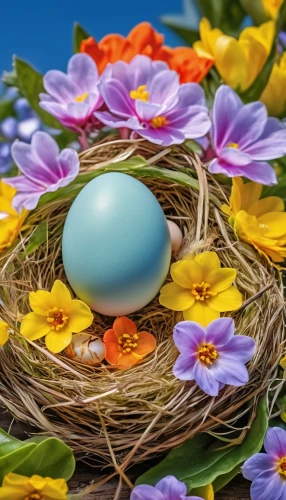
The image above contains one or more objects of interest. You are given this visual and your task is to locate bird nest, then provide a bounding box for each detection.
[0,137,284,471]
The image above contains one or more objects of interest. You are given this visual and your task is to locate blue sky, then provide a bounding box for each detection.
[0,0,184,74]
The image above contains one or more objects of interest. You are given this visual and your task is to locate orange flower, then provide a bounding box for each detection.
[80,22,212,83]
[103,316,156,368]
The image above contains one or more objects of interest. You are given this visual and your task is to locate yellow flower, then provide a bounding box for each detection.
[0,320,9,347]
[20,280,94,353]
[0,473,68,500]
[261,52,286,117]
[222,178,286,265]
[262,0,284,18]
[159,251,242,327]
[194,18,275,91]
[280,354,286,370]
[0,180,28,253]
[191,483,214,500]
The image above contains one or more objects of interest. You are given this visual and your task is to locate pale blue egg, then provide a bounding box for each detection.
[62,172,172,316]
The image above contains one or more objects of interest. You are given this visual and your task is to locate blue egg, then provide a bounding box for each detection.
[62,172,172,316]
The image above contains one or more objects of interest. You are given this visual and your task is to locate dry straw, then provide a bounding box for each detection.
[0,138,285,477]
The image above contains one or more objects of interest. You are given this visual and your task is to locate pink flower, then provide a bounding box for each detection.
[40,54,103,132]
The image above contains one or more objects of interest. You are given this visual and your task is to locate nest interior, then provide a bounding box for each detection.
[0,138,284,471]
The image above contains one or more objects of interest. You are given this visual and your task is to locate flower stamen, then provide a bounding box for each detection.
[75,92,89,102]
[24,494,42,500]
[278,457,286,477]
[151,116,168,128]
[46,307,68,331]
[198,343,218,365]
[130,85,149,102]
[118,332,139,353]
[227,142,239,149]
[191,282,217,301]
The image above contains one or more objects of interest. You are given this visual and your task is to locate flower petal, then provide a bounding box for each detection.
[50,280,72,309]
[193,251,221,274]
[20,312,51,341]
[207,286,242,312]
[212,85,243,151]
[183,302,220,327]
[257,213,286,239]
[250,197,284,217]
[113,316,137,337]
[207,268,237,293]
[155,476,187,498]
[264,427,286,458]
[135,331,157,356]
[242,453,276,481]
[103,329,119,365]
[130,484,164,500]
[0,487,27,500]
[205,317,234,347]
[173,321,205,352]
[238,161,277,186]
[193,360,220,396]
[220,335,256,363]
[45,330,73,353]
[171,260,202,288]
[208,356,249,386]
[159,282,195,311]
[250,470,284,500]
[173,353,197,380]
[66,300,93,333]
[29,289,54,315]
[67,53,99,93]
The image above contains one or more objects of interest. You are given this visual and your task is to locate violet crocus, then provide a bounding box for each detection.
[173,317,255,397]
[242,427,286,500]
[130,475,203,500]
[39,54,103,134]
[208,85,286,185]
[4,131,79,211]
[95,55,211,146]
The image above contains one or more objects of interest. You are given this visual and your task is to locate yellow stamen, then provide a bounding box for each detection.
[46,307,68,331]
[191,282,217,301]
[130,85,149,102]
[24,494,42,500]
[227,142,239,149]
[198,343,218,365]
[278,457,286,476]
[151,116,168,128]
[75,92,89,102]
[118,332,139,354]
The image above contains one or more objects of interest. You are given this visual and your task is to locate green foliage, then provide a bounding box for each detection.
[0,428,75,482]
[25,222,48,255]
[239,0,269,25]
[136,397,268,491]
[73,22,90,53]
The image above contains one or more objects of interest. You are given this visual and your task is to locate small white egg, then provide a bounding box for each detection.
[167,220,183,253]
[65,333,105,366]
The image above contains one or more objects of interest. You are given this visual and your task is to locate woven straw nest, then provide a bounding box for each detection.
[0,137,285,472]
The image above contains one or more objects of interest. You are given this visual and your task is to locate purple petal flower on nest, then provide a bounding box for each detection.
[130,475,203,500]
[95,55,211,146]
[242,427,286,500]
[40,54,104,132]
[173,317,255,397]
[209,85,286,185]
[4,131,79,211]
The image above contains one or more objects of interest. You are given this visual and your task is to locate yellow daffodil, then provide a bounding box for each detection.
[280,355,286,370]
[191,483,214,500]
[261,53,286,117]
[0,473,68,500]
[0,320,9,347]
[159,251,242,327]
[262,0,284,18]
[222,178,286,265]
[0,180,28,253]
[20,280,94,353]
[194,18,275,92]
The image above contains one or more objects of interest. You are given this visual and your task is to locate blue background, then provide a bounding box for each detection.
[0,0,183,74]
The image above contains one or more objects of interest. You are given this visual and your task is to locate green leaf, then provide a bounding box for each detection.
[25,221,48,255]
[239,0,269,25]
[212,464,242,492]
[196,0,225,26]
[136,397,268,490]
[0,98,16,121]
[277,0,286,32]
[14,57,62,129]
[2,69,19,87]
[239,34,277,103]
[14,437,75,480]
[73,22,90,53]
[161,22,200,46]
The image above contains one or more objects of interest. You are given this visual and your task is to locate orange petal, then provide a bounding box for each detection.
[113,316,137,337]
[80,37,107,73]
[118,352,141,368]
[128,22,163,55]
[135,331,157,356]
[99,34,136,64]
[104,329,120,365]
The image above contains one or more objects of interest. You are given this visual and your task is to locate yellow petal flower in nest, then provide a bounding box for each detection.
[194,19,275,92]
[261,53,286,117]
[20,280,94,353]
[222,178,286,266]
[159,251,242,327]
[0,180,28,253]
[0,473,68,500]
[0,320,9,347]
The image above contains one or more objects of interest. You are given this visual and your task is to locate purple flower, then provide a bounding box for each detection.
[4,131,79,210]
[130,475,203,500]
[209,85,286,185]
[173,317,255,397]
[0,143,13,174]
[40,54,103,132]
[95,55,211,146]
[242,427,286,500]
